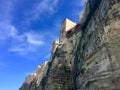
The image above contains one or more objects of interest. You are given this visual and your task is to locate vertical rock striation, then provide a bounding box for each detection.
[19,62,48,90]
[19,0,120,90]
[73,0,120,90]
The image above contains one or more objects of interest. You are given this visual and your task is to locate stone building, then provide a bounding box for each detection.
[59,18,76,43]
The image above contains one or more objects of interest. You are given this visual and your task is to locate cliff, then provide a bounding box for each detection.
[19,62,48,90]
[19,0,120,90]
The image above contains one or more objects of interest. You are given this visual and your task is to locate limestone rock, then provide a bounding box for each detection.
[73,0,120,90]
[19,0,120,90]
[19,62,48,90]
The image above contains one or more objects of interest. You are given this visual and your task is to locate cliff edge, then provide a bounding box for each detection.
[19,0,120,90]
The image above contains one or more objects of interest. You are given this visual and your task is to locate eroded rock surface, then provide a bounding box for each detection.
[73,0,120,90]
[19,0,120,90]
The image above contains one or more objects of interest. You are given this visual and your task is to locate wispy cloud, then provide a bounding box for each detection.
[0,21,46,55]
[26,32,45,46]
[35,0,58,14]
[25,0,59,21]
[0,20,59,56]
[0,0,13,21]
[9,31,45,55]
[0,21,17,40]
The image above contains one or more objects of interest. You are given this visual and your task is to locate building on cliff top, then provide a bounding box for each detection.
[19,0,120,90]
[60,18,77,42]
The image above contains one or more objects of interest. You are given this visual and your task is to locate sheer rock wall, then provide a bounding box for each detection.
[19,0,120,90]
[73,0,120,89]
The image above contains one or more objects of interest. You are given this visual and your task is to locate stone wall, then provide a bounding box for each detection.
[19,0,120,90]
[19,62,48,90]
[60,18,76,42]
[73,0,120,89]
[42,29,81,90]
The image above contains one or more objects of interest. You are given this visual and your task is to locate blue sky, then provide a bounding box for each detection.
[0,0,85,90]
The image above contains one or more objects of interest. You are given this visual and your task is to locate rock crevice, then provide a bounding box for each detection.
[19,0,120,90]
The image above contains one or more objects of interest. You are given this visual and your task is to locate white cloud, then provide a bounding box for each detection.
[0,21,17,40]
[0,0,14,21]
[27,0,59,20]
[9,32,46,55]
[0,21,46,55]
[0,21,59,57]
[26,32,45,46]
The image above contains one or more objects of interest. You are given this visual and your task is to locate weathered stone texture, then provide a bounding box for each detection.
[73,0,120,90]
[19,0,120,90]
[44,32,81,90]
[19,62,48,90]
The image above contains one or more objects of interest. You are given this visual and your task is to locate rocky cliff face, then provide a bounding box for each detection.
[19,62,48,90]
[73,0,120,89]
[19,0,120,90]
